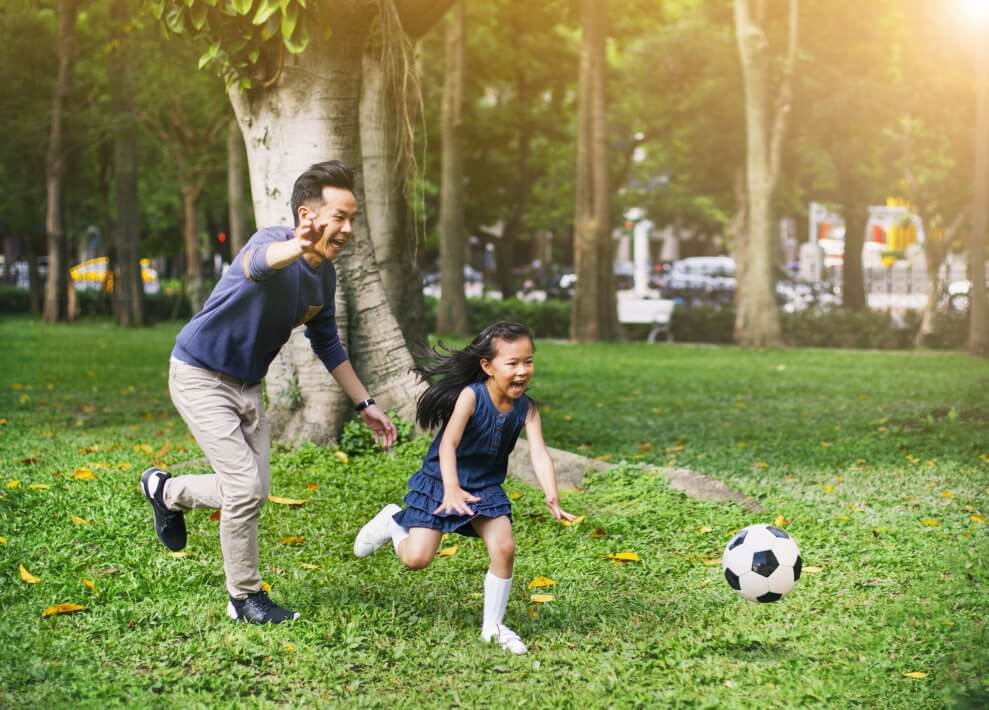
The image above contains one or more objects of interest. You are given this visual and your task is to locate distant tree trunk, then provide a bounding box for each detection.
[110,0,144,326]
[43,0,77,324]
[733,0,798,347]
[437,0,468,335]
[971,31,989,356]
[227,117,249,257]
[228,4,421,445]
[496,51,531,301]
[360,23,425,344]
[915,210,966,347]
[572,0,616,341]
[181,184,205,313]
[839,188,867,310]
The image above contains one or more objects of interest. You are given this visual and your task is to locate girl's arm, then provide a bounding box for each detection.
[434,387,482,516]
[525,404,577,522]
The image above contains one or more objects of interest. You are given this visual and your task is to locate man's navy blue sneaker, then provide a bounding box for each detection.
[141,466,187,552]
[227,590,301,624]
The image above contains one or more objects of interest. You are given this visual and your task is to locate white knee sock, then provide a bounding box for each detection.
[482,570,513,633]
[389,518,409,554]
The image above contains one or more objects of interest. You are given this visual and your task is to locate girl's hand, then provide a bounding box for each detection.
[434,487,481,517]
[545,495,576,522]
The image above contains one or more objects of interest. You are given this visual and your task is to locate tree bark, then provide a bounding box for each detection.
[572,0,615,341]
[181,184,205,313]
[360,23,425,344]
[43,0,77,323]
[227,117,249,257]
[437,0,468,335]
[916,208,967,346]
[227,4,421,445]
[970,30,989,356]
[110,0,144,327]
[733,0,797,347]
[839,196,867,310]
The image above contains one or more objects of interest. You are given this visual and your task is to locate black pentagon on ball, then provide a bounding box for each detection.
[724,568,741,590]
[767,525,790,539]
[728,531,748,550]
[751,549,779,577]
[793,555,802,581]
[757,591,783,603]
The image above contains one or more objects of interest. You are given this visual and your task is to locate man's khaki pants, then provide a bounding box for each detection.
[165,358,270,599]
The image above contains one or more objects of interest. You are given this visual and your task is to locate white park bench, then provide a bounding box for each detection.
[617,297,675,343]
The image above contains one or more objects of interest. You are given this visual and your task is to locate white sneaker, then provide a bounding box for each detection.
[482,624,528,655]
[354,504,401,557]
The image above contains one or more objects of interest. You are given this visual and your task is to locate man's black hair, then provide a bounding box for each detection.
[291,160,355,225]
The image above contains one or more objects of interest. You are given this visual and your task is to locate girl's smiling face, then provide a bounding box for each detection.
[481,336,535,404]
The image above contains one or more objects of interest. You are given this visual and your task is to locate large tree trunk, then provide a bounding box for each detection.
[971,31,989,356]
[228,5,420,445]
[436,0,468,335]
[360,20,425,344]
[181,184,205,313]
[43,0,77,324]
[572,0,616,341]
[840,194,867,310]
[227,117,250,258]
[110,0,144,327]
[916,209,967,347]
[733,0,797,347]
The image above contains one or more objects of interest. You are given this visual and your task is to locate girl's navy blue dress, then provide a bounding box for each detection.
[393,382,530,537]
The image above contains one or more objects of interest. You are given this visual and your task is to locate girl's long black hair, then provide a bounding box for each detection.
[414,320,534,430]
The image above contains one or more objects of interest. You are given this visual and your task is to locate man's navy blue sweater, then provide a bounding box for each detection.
[172,226,348,383]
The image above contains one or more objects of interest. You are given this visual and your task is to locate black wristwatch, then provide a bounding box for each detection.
[354,398,375,412]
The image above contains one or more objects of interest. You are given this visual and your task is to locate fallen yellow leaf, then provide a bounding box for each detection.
[18,394,29,404]
[589,528,607,538]
[29,483,50,491]
[527,576,558,590]
[702,558,722,566]
[305,482,319,491]
[6,480,21,489]
[509,491,523,501]
[699,525,714,533]
[19,563,41,584]
[822,484,834,494]
[563,415,574,422]
[665,444,686,454]
[902,672,928,679]
[940,490,955,498]
[284,642,296,653]
[835,515,850,522]
[529,594,554,604]
[606,551,641,563]
[560,516,585,527]
[0,418,7,425]
[268,496,306,506]
[820,441,832,448]
[133,444,154,456]
[437,545,459,557]
[261,581,272,593]
[0,536,6,545]
[753,462,769,469]
[334,451,349,464]
[210,510,221,522]
[921,518,941,527]
[82,579,97,593]
[971,515,985,523]
[280,535,305,546]
[10,383,23,390]
[735,441,748,448]
[41,603,86,618]
[169,551,189,558]
[299,563,320,570]
[803,565,824,574]
[774,515,789,527]
[74,468,97,481]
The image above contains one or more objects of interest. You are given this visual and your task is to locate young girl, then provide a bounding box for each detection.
[353,321,575,655]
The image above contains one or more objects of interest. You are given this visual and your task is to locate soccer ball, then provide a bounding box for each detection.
[722,524,802,603]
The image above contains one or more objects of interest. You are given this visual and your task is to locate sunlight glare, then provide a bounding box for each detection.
[958,0,989,24]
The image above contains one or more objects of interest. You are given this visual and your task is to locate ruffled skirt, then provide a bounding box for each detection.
[392,471,512,538]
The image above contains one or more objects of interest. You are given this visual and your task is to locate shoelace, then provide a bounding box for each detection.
[248,591,276,613]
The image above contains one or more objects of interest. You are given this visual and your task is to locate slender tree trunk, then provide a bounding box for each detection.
[572,0,615,341]
[733,0,797,347]
[228,5,420,445]
[496,55,532,301]
[840,195,867,310]
[43,0,77,323]
[970,30,989,356]
[917,209,967,346]
[110,0,144,326]
[227,117,249,257]
[437,0,468,335]
[360,23,425,344]
[181,184,205,313]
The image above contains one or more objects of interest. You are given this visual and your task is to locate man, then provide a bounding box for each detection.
[141,161,396,624]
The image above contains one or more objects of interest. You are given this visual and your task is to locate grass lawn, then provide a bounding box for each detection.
[1,316,987,708]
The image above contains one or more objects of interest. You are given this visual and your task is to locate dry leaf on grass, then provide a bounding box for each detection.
[280,536,305,546]
[921,518,941,527]
[70,515,88,526]
[559,516,585,527]
[299,563,320,570]
[82,579,98,594]
[509,491,523,501]
[529,594,554,604]
[74,468,97,481]
[902,672,928,679]
[774,515,790,527]
[606,551,641,563]
[29,483,49,491]
[334,451,349,464]
[0,536,6,545]
[268,496,305,506]
[437,545,459,557]
[41,603,85,618]
[306,482,319,491]
[19,563,41,584]
[527,576,557,590]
